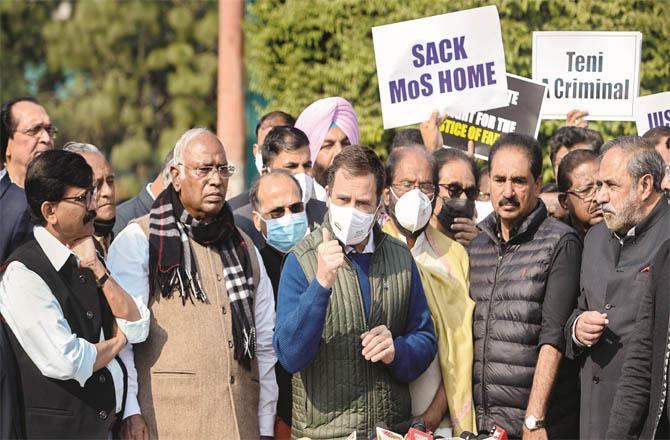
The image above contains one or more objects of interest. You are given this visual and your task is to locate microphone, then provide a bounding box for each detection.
[488,425,507,440]
[370,422,404,440]
[459,432,490,440]
[406,427,434,440]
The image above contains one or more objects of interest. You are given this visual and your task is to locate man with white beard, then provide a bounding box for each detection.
[564,136,669,439]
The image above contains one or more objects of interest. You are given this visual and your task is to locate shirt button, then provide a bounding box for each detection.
[605,303,613,310]
[216,274,222,281]
[228,340,233,349]
[78,274,87,284]
[86,311,94,320]
[230,375,235,384]
[99,374,106,384]
[98,410,108,420]
[221,306,227,315]
[593,376,600,384]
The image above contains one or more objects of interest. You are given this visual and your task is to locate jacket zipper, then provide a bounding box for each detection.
[346,253,373,432]
[482,244,504,421]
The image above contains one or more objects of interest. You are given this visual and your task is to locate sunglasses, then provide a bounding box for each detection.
[439,183,478,200]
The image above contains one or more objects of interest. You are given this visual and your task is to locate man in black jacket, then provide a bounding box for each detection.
[0,150,149,438]
[565,136,669,439]
[469,133,581,439]
[607,239,670,439]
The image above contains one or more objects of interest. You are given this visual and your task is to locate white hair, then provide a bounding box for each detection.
[62,141,102,155]
[172,127,218,165]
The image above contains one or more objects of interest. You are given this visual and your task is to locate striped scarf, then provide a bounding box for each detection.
[148,184,256,369]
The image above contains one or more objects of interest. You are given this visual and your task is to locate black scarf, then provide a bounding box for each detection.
[148,185,256,369]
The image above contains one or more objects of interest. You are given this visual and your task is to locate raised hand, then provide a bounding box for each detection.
[315,228,345,289]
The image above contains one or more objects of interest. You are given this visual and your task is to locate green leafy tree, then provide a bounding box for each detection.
[1,0,219,199]
[245,0,670,180]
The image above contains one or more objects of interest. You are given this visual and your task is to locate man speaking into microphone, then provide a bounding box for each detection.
[274,145,437,439]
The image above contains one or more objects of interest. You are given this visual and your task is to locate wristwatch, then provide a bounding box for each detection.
[96,270,111,288]
[524,415,545,431]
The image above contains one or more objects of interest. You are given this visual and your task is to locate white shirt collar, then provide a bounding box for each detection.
[0,169,6,181]
[395,230,426,258]
[345,233,376,254]
[145,183,157,200]
[34,226,76,271]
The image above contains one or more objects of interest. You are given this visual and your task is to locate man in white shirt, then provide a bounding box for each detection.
[0,150,150,438]
[108,128,277,439]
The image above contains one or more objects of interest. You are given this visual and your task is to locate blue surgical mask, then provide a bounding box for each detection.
[262,211,308,253]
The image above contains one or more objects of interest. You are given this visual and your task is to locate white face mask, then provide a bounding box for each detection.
[391,188,433,233]
[293,173,314,204]
[328,199,377,246]
[254,151,264,174]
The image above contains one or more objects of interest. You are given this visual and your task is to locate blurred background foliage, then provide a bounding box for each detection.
[1,0,668,198]
[246,0,669,182]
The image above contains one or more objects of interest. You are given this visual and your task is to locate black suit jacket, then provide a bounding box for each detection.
[113,186,154,236]
[607,239,670,439]
[565,199,670,439]
[0,173,32,264]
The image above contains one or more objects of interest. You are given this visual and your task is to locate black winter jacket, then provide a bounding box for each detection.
[469,202,580,439]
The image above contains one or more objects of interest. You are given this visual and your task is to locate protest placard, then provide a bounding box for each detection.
[372,5,509,129]
[634,92,670,135]
[532,31,642,121]
[440,74,546,157]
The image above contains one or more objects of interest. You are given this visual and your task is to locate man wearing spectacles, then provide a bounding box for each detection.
[0,97,56,263]
[557,149,603,239]
[0,150,149,438]
[107,128,277,439]
[64,142,117,255]
[642,127,670,201]
[248,169,308,438]
[430,148,481,248]
[0,97,56,188]
[230,126,327,250]
[381,145,476,437]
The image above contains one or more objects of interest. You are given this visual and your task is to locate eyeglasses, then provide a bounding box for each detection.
[264,202,305,219]
[16,123,58,139]
[439,183,478,200]
[391,181,436,197]
[565,184,597,201]
[60,187,97,206]
[179,163,236,179]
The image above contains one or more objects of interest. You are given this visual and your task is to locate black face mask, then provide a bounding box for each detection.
[94,217,116,237]
[436,198,475,233]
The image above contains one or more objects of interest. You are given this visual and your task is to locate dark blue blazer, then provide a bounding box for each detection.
[0,173,32,264]
[113,186,155,236]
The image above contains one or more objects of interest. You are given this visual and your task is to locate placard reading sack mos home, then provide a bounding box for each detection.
[634,92,670,135]
[532,31,642,121]
[372,5,509,129]
[441,74,547,157]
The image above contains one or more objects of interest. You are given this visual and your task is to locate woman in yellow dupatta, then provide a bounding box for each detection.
[382,219,476,436]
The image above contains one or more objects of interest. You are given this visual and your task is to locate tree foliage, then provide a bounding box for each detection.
[245,0,670,180]
[1,0,219,198]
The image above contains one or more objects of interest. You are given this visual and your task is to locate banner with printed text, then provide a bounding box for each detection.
[532,31,642,121]
[634,92,670,136]
[372,5,509,129]
[440,74,547,157]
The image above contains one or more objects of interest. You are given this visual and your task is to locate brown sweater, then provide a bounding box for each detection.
[133,215,261,439]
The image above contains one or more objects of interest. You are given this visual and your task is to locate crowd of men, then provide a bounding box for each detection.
[0,94,669,440]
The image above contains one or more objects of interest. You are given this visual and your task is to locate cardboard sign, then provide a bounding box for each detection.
[372,5,509,129]
[532,31,642,121]
[634,92,670,135]
[441,74,546,157]
[375,427,404,440]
